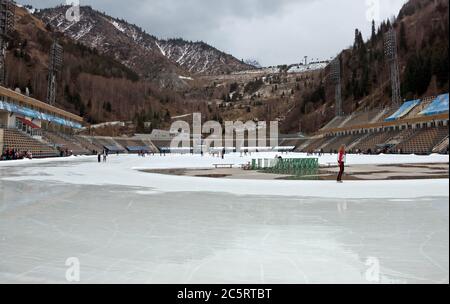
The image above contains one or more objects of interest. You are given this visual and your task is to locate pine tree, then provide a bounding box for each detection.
[371,20,376,43]
[354,29,360,49]
[400,22,408,51]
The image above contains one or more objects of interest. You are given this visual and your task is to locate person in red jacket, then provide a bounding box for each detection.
[337,145,346,183]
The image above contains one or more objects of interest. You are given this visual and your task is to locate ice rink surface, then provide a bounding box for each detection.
[0,153,448,283]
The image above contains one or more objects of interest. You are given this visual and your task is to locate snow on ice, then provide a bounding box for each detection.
[0,153,448,283]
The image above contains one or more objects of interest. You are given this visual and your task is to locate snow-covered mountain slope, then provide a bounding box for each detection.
[157,39,255,75]
[287,61,329,73]
[35,6,254,83]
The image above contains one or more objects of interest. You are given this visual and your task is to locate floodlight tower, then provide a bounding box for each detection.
[47,40,63,106]
[0,0,15,86]
[384,27,401,106]
[330,57,343,117]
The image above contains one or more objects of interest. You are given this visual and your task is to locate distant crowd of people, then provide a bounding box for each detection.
[98,150,108,163]
[306,147,403,156]
[1,148,33,161]
[58,148,73,157]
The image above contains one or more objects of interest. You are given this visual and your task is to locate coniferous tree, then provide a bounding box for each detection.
[371,20,376,43]
[400,22,408,51]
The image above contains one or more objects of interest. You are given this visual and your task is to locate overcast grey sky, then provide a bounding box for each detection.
[23,0,407,66]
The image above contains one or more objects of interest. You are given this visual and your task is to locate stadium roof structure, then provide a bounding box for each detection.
[420,94,449,116]
[104,145,126,152]
[385,99,422,122]
[0,85,84,127]
[126,146,151,152]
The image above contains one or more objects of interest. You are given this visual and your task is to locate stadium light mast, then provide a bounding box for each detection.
[384,27,401,107]
[0,0,15,86]
[330,57,343,117]
[47,40,63,106]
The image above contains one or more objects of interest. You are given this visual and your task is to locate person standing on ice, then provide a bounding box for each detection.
[337,145,346,183]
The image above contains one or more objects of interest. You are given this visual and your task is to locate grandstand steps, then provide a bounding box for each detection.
[322,134,363,152]
[433,136,449,154]
[280,138,308,150]
[90,137,126,152]
[75,136,104,153]
[140,140,159,153]
[347,133,370,150]
[321,117,342,130]
[3,129,58,158]
[303,137,330,152]
[386,129,416,147]
[296,139,313,152]
[110,138,126,150]
[318,137,338,151]
[338,115,354,128]
[395,127,448,154]
[370,108,390,123]
[42,131,90,155]
[353,130,397,153]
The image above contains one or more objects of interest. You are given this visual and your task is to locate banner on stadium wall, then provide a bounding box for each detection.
[0,100,82,129]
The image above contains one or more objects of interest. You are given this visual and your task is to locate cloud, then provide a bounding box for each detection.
[24,0,406,66]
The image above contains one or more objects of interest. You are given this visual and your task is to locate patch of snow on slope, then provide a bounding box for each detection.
[111,20,126,33]
[288,62,328,73]
[73,24,94,40]
[176,45,190,64]
[155,41,166,56]
[17,4,36,14]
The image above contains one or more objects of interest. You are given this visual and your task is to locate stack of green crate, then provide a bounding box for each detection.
[252,158,319,176]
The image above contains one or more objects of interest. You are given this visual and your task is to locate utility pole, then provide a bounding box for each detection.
[384,27,401,106]
[0,0,15,86]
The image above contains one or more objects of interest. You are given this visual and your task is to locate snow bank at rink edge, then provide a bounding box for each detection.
[0,153,448,199]
[0,154,99,167]
[0,153,448,168]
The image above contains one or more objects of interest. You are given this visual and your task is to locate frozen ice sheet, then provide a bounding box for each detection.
[0,188,448,283]
[0,155,448,283]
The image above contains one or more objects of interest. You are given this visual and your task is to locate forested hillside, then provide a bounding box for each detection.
[282,0,449,134]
